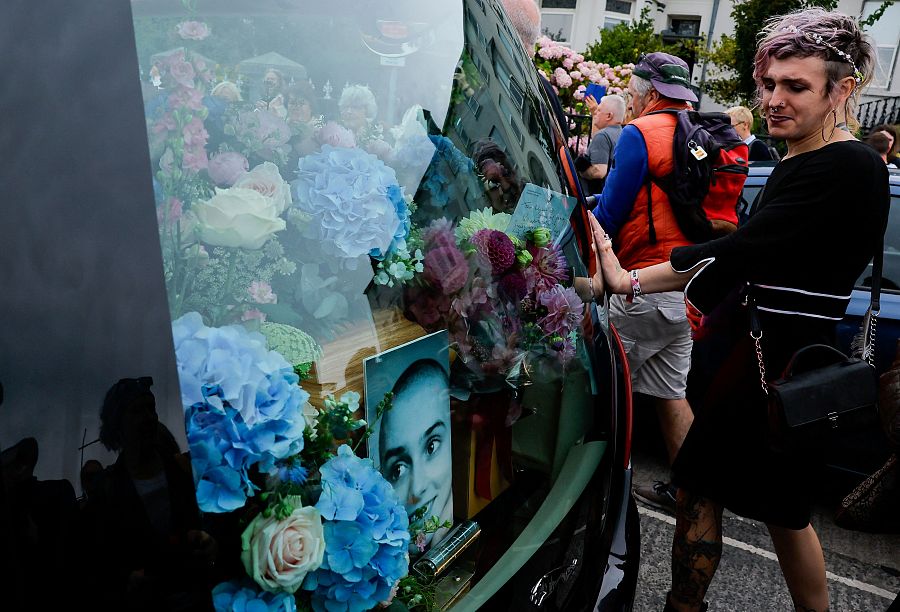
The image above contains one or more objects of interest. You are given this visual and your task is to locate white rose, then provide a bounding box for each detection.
[194,187,286,250]
[232,162,292,214]
[241,501,325,594]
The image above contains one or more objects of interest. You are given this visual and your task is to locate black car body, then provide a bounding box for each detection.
[0,1,637,610]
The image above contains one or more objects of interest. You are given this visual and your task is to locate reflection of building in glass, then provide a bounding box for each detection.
[450,0,560,205]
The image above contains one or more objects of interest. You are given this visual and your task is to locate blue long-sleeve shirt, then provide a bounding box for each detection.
[590,124,649,238]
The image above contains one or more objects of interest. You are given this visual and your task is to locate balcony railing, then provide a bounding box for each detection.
[858,95,900,132]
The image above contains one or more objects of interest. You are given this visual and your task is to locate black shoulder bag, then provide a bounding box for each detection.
[749,243,882,451]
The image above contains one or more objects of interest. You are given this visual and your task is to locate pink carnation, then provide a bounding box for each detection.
[537,285,584,336]
[168,58,196,89]
[176,20,211,41]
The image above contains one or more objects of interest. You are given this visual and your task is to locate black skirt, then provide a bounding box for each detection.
[674,305,832,530]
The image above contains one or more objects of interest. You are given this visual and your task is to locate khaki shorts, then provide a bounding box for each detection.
[609,292,692,400]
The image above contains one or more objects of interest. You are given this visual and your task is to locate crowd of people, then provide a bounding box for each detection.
[571,7,889,612]
[496,0,899,608]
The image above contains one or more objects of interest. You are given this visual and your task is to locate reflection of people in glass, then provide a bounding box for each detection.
[256,67,287,119]
[378,359,453,551]
[473,139,523,211]
[81,376,216,611]
[338,84,377,134]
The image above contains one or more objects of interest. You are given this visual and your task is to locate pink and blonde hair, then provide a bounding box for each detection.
[753,8,875,131]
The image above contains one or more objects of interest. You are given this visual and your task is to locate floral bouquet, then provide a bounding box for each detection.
[405,208,584,389]
[173,312,412,611]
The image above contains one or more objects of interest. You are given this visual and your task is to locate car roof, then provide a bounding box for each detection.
[748,160,900,189]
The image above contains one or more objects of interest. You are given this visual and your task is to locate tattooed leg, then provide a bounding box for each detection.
[668,489,723,612]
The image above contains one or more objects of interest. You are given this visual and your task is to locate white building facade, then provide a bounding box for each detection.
[538,0,900,108]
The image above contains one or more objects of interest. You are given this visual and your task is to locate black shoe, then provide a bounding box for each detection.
[634,481,677,513]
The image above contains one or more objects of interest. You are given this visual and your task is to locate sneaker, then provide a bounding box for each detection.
[634,481,677,513]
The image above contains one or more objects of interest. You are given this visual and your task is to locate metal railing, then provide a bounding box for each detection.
[858,96,900,132]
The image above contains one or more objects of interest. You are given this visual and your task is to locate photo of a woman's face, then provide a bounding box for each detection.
[378,362,453,549]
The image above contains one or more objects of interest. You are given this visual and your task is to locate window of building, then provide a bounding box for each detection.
[669,17,701,37]
[604,17,626,30]
[540,12,574,42]
[605,0,632,15]
[542,0,577,8]
[862,0,900,88]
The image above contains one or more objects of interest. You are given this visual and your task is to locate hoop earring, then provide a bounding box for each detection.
[822,108,838,142]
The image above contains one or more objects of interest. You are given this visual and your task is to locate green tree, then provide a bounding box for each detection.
[583,7,697,67]
[701,0,838,106]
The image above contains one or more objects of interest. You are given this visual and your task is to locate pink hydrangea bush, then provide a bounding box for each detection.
[533,36,633,116]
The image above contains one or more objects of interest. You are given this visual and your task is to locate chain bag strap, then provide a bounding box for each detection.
[751,239,883,450]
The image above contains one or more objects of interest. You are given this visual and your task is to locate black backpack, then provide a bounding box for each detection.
[646,109,750,243]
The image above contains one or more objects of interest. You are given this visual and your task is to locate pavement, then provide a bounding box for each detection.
[631,447,900,611]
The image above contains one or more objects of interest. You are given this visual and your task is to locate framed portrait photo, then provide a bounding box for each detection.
[363,329,453,553]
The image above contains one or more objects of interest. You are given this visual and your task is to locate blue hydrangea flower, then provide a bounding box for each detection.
[369,185,410,261]
[292,146,403,261]
[174,312,309,513]
[304,445,410,612]
[212,580,297,612]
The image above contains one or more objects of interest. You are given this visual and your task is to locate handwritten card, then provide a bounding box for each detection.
[506,183,577,244]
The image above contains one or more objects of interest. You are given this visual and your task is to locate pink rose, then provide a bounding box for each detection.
[208,152,250,187]
[232,162,291,214]
[315,121,356,149]
[240,501,324,593]
[176,20,211,41]
[168,59,196,89]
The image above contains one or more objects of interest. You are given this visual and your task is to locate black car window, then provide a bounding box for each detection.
[126,1,603,605]
[857,194,900,292]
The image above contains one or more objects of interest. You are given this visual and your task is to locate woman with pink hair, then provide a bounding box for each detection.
[591,8,886,611]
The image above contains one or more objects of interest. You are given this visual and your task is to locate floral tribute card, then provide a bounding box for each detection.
[363,330,453,555]
[505,183,577,245]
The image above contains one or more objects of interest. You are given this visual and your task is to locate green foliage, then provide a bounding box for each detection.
[700,0,839,105]
[860,0,897,28]
[699,35,743,105]
[583,7,696,67]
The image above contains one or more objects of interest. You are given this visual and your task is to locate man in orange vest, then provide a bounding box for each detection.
[590,52,698,513]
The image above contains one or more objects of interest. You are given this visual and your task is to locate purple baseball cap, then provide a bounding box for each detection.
[632,52,698,102]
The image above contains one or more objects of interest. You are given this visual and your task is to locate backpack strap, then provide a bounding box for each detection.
[646,173,657,244]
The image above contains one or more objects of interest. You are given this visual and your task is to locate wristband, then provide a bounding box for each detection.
[630,269,642,298]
